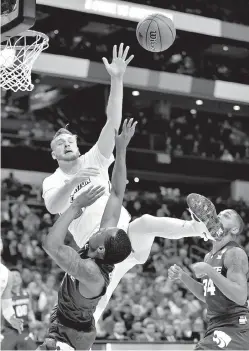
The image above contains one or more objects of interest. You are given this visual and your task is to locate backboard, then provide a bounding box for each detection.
[1,0,36,42]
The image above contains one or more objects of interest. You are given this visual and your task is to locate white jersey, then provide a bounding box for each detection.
[43,144,131,247]
[0,262,9,297]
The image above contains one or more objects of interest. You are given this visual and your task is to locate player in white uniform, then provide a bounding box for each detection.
[43,44,211,322]
[0,239,23,334]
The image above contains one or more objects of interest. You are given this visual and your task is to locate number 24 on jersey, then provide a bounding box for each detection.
[203,278,216,296]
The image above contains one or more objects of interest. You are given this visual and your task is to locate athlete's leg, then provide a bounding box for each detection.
[94,255,139,322]
[94,216,207,322]
[128,215,208,263]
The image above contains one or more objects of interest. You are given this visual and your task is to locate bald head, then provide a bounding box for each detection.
[218,209,245,236]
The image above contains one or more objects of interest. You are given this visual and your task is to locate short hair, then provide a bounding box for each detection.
[50,128,76,149]
[103,229,132,265]
[230,210,245,235]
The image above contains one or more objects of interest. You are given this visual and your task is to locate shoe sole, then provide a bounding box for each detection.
[186,193,223,237]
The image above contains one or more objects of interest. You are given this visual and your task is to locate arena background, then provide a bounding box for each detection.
[1,0,249,349]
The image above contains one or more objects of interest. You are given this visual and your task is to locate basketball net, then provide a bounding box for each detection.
[0,30,49,92]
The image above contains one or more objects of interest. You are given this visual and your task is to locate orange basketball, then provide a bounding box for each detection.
[136,14,176,52]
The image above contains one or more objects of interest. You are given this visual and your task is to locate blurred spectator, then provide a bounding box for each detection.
[1,173,249,344]
[38,274,57,321]
[108,322,129,340]
[220,149,234,162]
[18,124,31,138]
[31,123,45,138]
[137,322,162,342]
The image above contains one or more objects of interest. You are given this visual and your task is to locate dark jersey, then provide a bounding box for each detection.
[55,244,113,331]
[4,289,30,330]
[201,241,249,330]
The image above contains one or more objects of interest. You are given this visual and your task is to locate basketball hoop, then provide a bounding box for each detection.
[0,30,49,92]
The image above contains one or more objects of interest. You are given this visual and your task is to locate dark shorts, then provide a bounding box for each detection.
[195,326,249,350]
[1,327,37,350]
[38,317,96,351]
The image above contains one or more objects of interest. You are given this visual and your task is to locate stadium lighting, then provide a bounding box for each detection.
[134,177,139,183]
[190,109,197,114]
[132,90,140,96]
[73,84,79,89]
[196,99,203,105]
[233,105,240,111]
[223,46,229,51]
[54,30,59,35]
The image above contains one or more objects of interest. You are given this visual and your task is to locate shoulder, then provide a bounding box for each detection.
[0,263,9,275]
[78,259,104,283]
[42,170,65,194]
[43,170,59,185]
[224,246,248,273]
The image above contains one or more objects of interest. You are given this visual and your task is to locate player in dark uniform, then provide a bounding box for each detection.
[38,119,136,350]
[169,194,249,350]
[1,268,38,350]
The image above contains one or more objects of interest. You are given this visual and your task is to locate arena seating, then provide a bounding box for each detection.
[1,172,249,343]
[2,106,249,163]
[34,7,249,85]
[122,0,249,25]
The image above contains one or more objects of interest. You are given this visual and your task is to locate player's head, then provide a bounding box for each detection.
[10,268,22,288]
[50,128,80,162]
[87,227,132,265]
[217,209,245,240]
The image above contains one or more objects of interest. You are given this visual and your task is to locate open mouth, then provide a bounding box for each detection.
[65,150,72,154]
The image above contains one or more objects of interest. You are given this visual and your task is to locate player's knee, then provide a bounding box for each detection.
[129,215,154,264]
[137,214,153,228]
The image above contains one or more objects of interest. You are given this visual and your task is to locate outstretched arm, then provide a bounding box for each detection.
[97,44,134,159]
[168,264,206,303]
[100,119,137,228]
[43,186,105,285]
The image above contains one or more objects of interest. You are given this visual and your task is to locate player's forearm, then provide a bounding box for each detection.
[181,272,206,302]
[111,147,127,197]
[97,78,124,158]
[45,178,78,214]
[207,267,247,305]
[106,77,123,129]
[43,206,78,253]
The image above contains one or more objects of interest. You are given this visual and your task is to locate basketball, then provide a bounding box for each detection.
[136,14,176,52]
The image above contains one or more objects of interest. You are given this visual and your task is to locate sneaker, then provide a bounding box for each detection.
[187,193,224,240]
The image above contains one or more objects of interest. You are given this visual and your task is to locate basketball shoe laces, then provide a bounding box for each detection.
[186,193,224,241]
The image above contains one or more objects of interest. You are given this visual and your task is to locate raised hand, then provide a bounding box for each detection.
[115,118,137,150]
[9,315,23,334]
[102,43,134,78]
[191,262,210,279]
[168,264,184,281]
[72,185,105,212]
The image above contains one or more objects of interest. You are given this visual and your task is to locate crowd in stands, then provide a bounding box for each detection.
[2,103,249,163]
[123,0,249,25]
[1,172,249,343]
[43,27,249,85]
[34,7,249,85]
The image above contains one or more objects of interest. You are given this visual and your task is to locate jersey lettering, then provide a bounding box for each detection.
[15,304,28,318]
[203,278,216,296]
[70,179,91,203]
